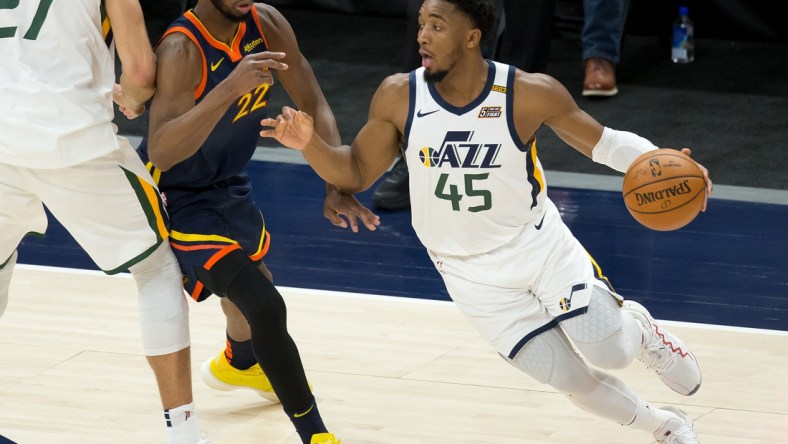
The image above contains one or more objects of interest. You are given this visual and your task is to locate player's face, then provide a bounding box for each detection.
[417,0,475,83]
[209,0,254,22]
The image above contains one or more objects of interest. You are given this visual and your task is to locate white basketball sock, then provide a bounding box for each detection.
[164,402,201,444]
[628,399,683,435]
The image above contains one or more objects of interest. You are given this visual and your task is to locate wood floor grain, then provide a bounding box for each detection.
[1,266,785,443]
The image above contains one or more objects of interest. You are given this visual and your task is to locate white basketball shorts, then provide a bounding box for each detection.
[428,199,613,359]
[0,137,169,273]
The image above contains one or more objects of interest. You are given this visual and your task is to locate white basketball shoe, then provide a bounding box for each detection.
[653,406,700,443]
[622,300,702,395]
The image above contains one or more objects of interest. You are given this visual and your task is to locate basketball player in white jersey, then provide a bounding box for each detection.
[262,0,713,442]
[0,1,204,442]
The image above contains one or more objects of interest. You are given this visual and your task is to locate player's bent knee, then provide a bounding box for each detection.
[131,242,190,355]
[561,286,637,369]
[561,286,624,343]
[194,249,286,330]
[227,264,287,330]
[582,340,633,370]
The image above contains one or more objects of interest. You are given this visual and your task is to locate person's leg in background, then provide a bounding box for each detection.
[496,0,555,74]
[581,0,630,96]
[372,0,423,211]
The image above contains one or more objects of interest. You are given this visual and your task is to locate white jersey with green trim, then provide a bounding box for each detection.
[405,61,548,257]
[0,0,118,168]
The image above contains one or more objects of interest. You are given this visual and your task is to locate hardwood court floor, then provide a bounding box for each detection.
[1,266,786,443]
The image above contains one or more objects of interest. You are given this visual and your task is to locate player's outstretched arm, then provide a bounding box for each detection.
[262,74,406,194]
[257,3,340,147]
[516,73,607,158]
[519,73,713,210]
[254,4,379,231]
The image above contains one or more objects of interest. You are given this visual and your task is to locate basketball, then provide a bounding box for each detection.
[622,149,706,231]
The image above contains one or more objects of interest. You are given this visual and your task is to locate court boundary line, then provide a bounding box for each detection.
[15,263,788,338]
[120,135,788,205]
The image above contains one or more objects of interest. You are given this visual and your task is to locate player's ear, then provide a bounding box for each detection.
[466,28,481,49]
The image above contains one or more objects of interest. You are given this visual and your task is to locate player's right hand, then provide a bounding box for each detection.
[112,83,146,119]
[324,187,381,232]
[224,51,288,97]
[260,106,315,151]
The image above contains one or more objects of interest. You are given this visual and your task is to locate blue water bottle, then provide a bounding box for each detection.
[672,6,695,63]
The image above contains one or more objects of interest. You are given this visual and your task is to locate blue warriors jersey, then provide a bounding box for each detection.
[137,9,270,189]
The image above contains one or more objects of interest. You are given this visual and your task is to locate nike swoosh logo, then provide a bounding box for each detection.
[210,57,225,71]
[293,404,314,418]
[416,109,439,118]
[534,213,546,230]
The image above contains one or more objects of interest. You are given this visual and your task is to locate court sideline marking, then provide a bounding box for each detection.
[121,135,788,206]
[16,263,788,338]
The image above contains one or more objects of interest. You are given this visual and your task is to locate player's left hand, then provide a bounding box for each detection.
[324,186,380,232]
[112,84,145,119]
[680,148,713,212]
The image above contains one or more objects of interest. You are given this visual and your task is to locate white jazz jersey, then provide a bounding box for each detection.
[405,61,547,257]
[0,0,118,168]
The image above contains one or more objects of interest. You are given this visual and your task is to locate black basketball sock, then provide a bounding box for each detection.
[286,399,328,444]
[225,333,256,370]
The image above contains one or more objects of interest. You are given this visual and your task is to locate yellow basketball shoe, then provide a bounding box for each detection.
[200,351,280,402]
[310,433,340,444]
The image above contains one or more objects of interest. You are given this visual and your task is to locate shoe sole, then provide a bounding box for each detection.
[199,359,280,403]
[622,301,702,396]
[582,87,619,97]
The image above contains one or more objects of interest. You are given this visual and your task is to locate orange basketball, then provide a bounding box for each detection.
[622,149,706,231]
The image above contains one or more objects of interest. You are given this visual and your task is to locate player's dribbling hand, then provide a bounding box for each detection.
[679,148,713,211]
[260,106,315,151]
[225,51,288,97]
[324,186,381,232]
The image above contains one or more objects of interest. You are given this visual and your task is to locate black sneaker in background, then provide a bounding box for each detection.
[372,156,410,210]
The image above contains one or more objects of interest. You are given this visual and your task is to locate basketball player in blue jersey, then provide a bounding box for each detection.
[136,1,377,443]
[1,1,205,443]
[263,1,713,443]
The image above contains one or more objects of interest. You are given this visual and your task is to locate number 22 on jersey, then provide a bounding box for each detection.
[233,83,269,123]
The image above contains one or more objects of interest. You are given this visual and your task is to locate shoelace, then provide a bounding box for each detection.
[641,334,678,374]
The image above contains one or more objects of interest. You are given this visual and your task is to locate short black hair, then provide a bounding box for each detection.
[440,0,499,41]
